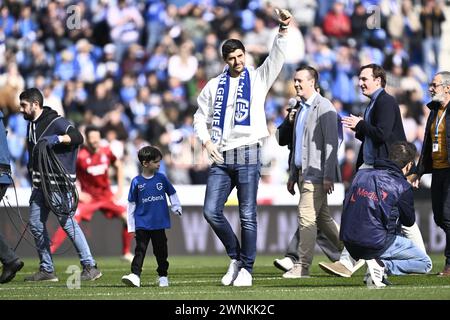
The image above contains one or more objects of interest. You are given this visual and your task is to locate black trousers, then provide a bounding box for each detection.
[431,168,450,266]
[132,229,169,277]
[0,184,18,265]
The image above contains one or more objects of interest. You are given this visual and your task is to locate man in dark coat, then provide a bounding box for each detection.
[342,63,406,170]
[411,71,450,276]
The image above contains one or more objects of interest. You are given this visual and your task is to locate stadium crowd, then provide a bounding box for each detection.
[0,0,448,188]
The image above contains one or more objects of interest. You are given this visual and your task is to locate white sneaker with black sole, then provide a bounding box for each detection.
[273,257,294,272]
[122,273,140,287]
[365,259,386,288]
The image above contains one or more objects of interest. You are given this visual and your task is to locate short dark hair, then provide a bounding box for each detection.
[19,88,44,108]
[360,64,386,88]
[221,39,245,60]
[138,146,162,164]
[296,65,319,87]
[389,141,416,169]
[85,125,101,137]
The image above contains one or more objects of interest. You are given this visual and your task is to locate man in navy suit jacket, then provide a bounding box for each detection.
[319,64,426,279]
[342,64,406,169]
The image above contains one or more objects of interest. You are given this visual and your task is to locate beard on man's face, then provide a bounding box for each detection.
[431,92,445,103]
[22,112,33,121]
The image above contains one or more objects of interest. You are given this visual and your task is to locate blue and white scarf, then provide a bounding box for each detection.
[210,67,251,145]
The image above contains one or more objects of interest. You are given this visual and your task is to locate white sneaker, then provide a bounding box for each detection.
[233,268,252,287]
[121,253,134,263]
[273,257,294,272]
[221,259,240,286]
[364,268,392,286]
[351,259,366,274]
[282,264,310,278]
[158,276,169,287]
[121,273,140,287]
[365,259,386,288]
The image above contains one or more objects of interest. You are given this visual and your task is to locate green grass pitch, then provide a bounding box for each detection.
[0,254,449,300]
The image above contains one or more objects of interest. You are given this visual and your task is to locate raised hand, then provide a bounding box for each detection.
[275,8,292,27]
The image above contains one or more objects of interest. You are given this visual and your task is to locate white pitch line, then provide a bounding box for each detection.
[2,285,450,299]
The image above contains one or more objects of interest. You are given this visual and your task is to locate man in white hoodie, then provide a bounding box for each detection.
[193,8,292,287]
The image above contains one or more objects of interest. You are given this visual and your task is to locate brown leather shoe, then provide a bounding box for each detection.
[438,265,450,277]
[319,261,352,278]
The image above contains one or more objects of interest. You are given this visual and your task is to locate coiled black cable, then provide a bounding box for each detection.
[1,175,76,255]
[35,140,78,218]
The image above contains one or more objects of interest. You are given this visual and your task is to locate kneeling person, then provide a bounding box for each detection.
[340,141,432,287]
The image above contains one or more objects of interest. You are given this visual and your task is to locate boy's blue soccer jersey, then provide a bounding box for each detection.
[128,172,176,230]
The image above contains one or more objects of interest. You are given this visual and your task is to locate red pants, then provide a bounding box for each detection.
[50,198,132,254]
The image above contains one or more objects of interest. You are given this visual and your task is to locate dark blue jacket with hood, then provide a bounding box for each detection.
[340,159,415,259]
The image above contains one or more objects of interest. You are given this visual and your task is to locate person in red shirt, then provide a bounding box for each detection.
[322,2,351,40]
[50,125,133,261]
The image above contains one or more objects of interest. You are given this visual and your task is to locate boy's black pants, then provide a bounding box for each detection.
[131,229,168,277]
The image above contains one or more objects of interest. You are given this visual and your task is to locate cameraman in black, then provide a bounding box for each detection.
[0,110,24,284]
[19,88,101,281]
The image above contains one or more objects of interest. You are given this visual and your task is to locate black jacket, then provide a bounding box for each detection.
[354,90,406,169]
[417,101,450,175]
[26,107,83,187]
[276,105,297,165]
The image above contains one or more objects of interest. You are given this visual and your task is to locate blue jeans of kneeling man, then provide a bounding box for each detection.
[380,235,432,275]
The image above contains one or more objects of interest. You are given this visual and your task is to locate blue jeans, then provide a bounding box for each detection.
[203,145,261,273]
[380,235,432,275]
[422,37,441,81]
[29,189,96,273]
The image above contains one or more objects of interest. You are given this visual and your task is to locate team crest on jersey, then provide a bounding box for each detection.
[156,183,163,191]
[101,154,107,163]
[86,158,91,165]
[234,98,249,123]
[210,127,222,145]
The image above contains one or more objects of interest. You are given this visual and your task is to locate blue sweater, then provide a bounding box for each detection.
[128,173,176,230]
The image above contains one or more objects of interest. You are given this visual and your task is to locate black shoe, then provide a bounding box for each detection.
[81,265,102,281]
[24,269,58,282]
[0,259,24,284]
[381,275,392,286]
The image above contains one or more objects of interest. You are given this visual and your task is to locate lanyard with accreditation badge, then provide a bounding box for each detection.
[433,107,447,152]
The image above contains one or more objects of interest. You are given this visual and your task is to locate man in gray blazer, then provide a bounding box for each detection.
[282,66,343,278]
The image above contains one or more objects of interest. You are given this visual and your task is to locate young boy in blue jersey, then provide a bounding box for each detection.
[121,146,182,287]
